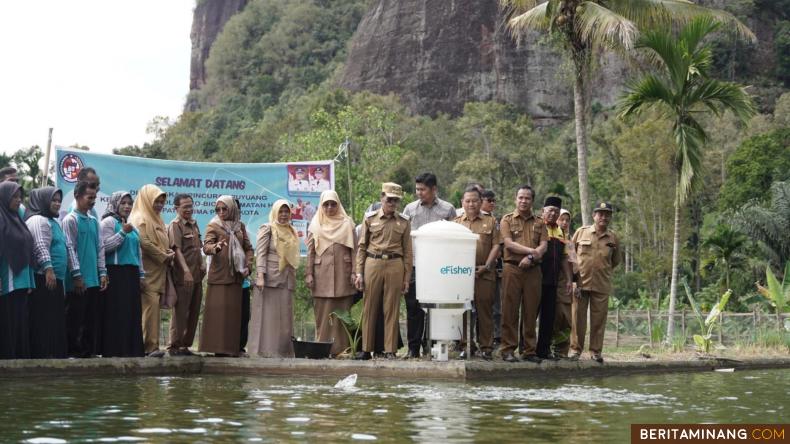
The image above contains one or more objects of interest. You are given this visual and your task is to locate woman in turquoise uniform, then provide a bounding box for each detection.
[25,187,73,358]
[100,191,145,357]
[0,182,36,359]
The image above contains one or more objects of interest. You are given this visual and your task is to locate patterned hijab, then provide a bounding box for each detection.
[102,191,132,222]
[0,182,35,273]
[269,199,300,271]
[26,186,61,220]
[209,195,247,275]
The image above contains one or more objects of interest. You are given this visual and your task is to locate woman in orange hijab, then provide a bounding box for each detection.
[129,184,174,357]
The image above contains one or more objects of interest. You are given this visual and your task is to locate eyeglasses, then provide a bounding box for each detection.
[215,207,228,213]
[322,201,338,208]
[385,197,401,204]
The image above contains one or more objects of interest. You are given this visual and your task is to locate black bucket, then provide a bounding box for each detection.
[292,338,333,359]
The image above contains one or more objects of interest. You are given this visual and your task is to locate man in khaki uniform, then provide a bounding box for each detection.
[570,202,621,363]
[167,194,205,356]
[354,183,413,360]
[455,186,500,360]
[499,185,548,363]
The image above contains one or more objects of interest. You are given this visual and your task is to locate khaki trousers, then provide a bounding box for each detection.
[501,264,541,356]
[168,283,203,350]
[552,284,573,356]
[141,286,161,353]
[362,257,404,353]
[462,277,496,352]
[571,290,609,354]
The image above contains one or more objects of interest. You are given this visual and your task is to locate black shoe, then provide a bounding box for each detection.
[523,355,543,364]
[180,348,194,356]
[481,351,493,361]
[383,352,396,360]
[404,349,420,359]
[538,354,560,361]
[147,350,165,358]
[354,351,371,361]
[592,353,604,364]
[502,353,519,363]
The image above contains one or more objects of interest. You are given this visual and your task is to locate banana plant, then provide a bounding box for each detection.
[684,281,731,354]
[756,262,790,332]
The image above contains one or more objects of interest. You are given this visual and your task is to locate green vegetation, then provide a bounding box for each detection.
[619,16,756,342]
[7,0,787,329]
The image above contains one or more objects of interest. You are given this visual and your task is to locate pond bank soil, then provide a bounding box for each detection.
[0,354,787,381]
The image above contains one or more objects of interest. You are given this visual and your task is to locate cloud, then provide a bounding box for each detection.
[0,0,193,155]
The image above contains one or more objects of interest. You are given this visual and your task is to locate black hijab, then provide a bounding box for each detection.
[0,182,35,274]
[26,186,61,220]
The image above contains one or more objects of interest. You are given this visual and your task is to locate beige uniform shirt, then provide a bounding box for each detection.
[500,211,548,264]
[356,209,413,280]
[454,212,500,281]
[572,225,621,294]
[168,217,203,284]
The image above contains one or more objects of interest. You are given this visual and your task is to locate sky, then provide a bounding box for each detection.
[0,1,194,156]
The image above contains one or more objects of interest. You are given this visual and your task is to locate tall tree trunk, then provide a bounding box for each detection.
[666,190,682,344]
[573,59,592,226]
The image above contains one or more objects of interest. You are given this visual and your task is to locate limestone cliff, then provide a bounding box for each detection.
[187,0,248,110]
[337,0,629,121]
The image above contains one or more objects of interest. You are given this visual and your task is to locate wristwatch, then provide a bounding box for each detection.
[527,254,534,262]
[484,263,492,271]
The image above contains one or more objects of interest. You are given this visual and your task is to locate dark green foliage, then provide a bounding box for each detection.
[718,128,790,211]
[775,21,790,86]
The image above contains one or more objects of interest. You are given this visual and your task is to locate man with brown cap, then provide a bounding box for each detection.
[570,202,621,363]
[354,182,413,360]
[499,185,548,363]
[537,196,573,360]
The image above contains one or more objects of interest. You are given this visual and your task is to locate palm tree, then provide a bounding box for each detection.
[619,16,756,343]
[703,224,747,290]
[500,0,753,225]
[733,181,790,266]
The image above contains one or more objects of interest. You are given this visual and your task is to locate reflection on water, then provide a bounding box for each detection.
[0,369,787,443]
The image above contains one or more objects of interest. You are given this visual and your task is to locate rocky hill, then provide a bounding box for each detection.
[187,0,785,117]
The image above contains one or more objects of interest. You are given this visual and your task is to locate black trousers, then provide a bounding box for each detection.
[405,269,427,353]
[0,289,31,359]
[66,286,102,357]
[239,286,251,352]
[30,275,67,359]
[536,284,558,358]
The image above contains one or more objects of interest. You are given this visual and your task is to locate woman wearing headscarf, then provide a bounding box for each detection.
[129,184,174,357]
[201,196,253,356]
[0,181,36,359]
[248,199,298,358]
[25,187,74,358]
[101,191,145,357]
[305,191,356,356]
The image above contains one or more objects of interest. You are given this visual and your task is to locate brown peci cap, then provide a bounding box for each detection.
[381,182,403,199]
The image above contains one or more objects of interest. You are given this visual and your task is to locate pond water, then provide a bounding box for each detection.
[0,369,787,443]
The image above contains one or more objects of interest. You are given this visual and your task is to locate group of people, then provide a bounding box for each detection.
[353,173,621,364]
[0,163,620,363]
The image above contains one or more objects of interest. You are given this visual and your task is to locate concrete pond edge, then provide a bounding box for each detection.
[0,356,788,381]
